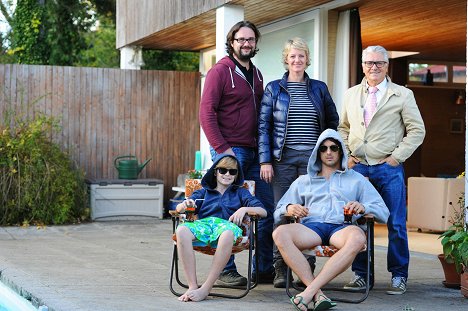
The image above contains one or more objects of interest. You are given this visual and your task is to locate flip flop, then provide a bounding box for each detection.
[313,294,337,311]
[290,295,313,311]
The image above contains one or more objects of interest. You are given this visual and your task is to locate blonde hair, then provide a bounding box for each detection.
[215,156,238,170]
[282,37,311,70]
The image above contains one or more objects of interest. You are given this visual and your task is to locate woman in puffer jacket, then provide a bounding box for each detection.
[257,37,339,288]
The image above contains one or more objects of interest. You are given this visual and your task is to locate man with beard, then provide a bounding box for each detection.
[199,21,275,286]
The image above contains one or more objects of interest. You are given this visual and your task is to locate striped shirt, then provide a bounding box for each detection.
[284,81,320,150]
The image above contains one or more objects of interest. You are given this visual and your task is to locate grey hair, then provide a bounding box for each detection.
[282,37,311,70]
[362,45,389,63]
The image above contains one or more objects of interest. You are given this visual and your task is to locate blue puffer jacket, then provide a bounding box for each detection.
[258,72,339,163]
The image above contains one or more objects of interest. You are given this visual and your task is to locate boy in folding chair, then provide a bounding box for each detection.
[272,129,389,311]
[175,154,266,302]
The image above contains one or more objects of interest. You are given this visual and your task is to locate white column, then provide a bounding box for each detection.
[215,5,244,61]
[314,8,329,82]
[199,5,244,170]
[120,46,144,70]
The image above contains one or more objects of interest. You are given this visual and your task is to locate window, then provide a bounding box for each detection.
[256,9,320,85]
[453,66,466,84]
[408,61,466,87]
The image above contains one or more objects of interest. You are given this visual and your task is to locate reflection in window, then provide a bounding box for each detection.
[453,66,466,84]
[409,63,448,83]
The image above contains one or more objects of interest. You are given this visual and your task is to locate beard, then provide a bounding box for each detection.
[234,47,255,61]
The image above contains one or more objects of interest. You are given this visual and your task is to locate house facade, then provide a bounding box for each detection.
[116,0,467,198]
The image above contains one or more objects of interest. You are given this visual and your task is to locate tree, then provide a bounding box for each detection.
[76,13,119,68]
[0,0,199,71]
[3,0,95,65]
[143,49,199,72]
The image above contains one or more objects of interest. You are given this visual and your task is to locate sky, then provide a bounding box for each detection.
[0,0,15,35]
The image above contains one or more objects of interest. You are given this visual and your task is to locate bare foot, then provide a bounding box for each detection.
[178,288,196,302]
[186,287,210,302]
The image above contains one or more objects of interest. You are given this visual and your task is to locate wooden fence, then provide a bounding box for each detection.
[0,64,201,212]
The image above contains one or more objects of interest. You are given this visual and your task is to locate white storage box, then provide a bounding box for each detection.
[88,179,164,220]
[407,177,464,232]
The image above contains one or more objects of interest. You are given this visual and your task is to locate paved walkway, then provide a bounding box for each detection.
[0,219,466,311]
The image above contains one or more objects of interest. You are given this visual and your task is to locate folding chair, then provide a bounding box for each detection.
[169,179,261,299]
[285,215,375,303]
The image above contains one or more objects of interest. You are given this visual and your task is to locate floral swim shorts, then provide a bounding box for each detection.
[180,216,242,245]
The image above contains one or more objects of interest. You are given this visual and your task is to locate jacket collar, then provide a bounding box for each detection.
[279,71,311,90]
[360,76,401,97]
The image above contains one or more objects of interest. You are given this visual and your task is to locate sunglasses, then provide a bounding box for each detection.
[217,167,238,175]
[318,145,340,153]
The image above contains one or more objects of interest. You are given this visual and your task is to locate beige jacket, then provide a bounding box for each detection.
[338,77,425,165]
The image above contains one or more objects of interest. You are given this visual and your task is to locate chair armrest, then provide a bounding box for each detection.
[246,211,265,219]
[283,212,299,223]
[282,212,374,225]
[364,214,375,221]
[169,210,180,217]
[357,214,375,225]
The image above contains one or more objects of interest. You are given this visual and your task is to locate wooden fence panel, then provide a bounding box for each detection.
[0,64,201,213]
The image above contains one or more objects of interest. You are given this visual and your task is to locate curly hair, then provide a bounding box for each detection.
[225,21,260,57]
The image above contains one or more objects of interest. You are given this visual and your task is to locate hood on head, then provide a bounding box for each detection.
[307,129,348,175]
[201,153,244,190]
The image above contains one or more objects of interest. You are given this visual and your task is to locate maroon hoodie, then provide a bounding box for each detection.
[199,56,264,153]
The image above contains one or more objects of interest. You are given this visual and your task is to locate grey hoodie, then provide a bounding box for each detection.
[274,129,389,225]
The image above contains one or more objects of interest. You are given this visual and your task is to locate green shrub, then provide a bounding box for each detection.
[0,107,89,225]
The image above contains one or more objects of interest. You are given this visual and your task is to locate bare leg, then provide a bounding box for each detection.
[175,226,198,302]
[274,224,366,310]
[186,230,235,302]
[273,224,322,310]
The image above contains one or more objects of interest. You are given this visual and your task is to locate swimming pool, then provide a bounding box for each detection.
[0,281,38,311]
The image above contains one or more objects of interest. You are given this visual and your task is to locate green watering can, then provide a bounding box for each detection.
[114,155,152,179]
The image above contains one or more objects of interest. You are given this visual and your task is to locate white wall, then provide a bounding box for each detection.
[255,9,321,85]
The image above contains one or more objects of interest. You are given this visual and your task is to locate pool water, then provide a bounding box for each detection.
[0,282,38,311]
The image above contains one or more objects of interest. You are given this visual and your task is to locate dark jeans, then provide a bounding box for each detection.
[351,162,409,279]
[271,147,313,265]
[210,146,275,274]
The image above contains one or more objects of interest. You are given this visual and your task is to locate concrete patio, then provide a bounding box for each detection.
[0,219,466,311]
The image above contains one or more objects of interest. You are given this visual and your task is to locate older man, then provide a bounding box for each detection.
[338,45,425,294]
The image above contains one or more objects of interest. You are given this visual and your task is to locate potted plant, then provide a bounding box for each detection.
[187,169,203,179]
[460,232,468,298]
[439,190,467,296]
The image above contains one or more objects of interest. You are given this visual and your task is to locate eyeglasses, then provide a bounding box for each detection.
[217,167,238,175]
[233,37,256,44]
[318,145,340,153]
[363,61,387,68]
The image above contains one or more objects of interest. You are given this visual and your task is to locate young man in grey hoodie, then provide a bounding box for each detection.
[273,129,389,311]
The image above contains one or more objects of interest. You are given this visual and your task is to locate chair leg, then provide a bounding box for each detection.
[169,243,188,297]
[209,218,258,299]
[285,265,294,298]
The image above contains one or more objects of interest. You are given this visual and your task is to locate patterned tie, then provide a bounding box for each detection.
[364,86,378,127]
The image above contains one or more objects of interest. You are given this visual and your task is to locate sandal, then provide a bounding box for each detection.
[313,294,336,311]
[290,295,313,311]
